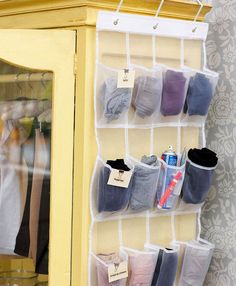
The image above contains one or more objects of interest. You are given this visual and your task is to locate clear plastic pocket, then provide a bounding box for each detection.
[156,158,186,211]
[176,200,204,213]
[95,63,132,127]
[121,247,158,286]
[181,67,219,126]
[182,160,216,205]
[159,66,190,125]
[90,250,128,286]
[91,157,134,220]
[178,239,214,286]
[129,65,163,127]
[128,156,160,212]
[144,243,179,286]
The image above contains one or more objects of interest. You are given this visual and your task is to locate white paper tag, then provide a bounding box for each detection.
[108,261,128,283]
[107,169,132,188]
[117,69,135,88]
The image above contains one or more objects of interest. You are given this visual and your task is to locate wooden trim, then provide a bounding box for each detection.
[72,26,97,286]
[0,0,211,26]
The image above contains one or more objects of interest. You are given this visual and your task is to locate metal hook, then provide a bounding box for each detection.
[15,73,23,97]
[41,72,48,90]
[27,73,34,92]
[153,23,159,30]
[27,72,36,99]
[192,0,204,33]
[114,18,119,25]
[113,0,124,26]
[153,0,165,30]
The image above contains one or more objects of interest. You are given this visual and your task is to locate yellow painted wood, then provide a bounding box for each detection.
[128,129,151,158]
[0,258,11,272]
[150,216,174,246]
[72,26,97,286]
[122,218,147,249]
[0,29,75,286]
[0,0,211,28]
[92,221,120,253]
[0,0,212,17]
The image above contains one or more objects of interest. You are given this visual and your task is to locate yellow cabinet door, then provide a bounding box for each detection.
[0,29,75,286]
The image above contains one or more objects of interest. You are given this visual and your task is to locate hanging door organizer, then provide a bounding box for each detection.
[89,10,219,286]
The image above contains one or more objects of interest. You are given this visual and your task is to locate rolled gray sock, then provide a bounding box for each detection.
[130,156,159,211]
[100,77,131,122]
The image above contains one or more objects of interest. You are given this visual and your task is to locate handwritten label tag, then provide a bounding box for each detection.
[107,169,132,188]
[117,69,135,88]
[108,261,128,283]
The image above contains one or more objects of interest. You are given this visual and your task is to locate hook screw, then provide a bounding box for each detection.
[113,19,119,25]
[153,23,159,30]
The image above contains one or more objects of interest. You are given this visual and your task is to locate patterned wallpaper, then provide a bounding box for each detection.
[201,1,236,285]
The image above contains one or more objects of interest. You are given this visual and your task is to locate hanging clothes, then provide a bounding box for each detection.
[14,121,36,257]
[14,120,51,274]
[14,119,51,275]
[29,128,49,264]
[0,120,21,255]
[35,126,51,275]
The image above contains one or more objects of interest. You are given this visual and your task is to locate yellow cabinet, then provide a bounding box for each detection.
[0,1,212,286]
[0,29,75,286]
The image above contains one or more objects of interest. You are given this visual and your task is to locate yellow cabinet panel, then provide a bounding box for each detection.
[0,29,75,286]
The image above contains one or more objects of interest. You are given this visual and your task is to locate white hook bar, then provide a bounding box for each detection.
[98,11,209,40]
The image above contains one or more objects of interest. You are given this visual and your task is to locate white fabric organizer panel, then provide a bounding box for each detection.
[89,10,218,286]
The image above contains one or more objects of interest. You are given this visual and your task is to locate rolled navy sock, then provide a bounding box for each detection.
[184,73,213,116]
[182,161,214,204]
[155,250,178,286]
[98,159,132,213]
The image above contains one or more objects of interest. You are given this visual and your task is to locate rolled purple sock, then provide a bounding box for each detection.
[161,70,186,116]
